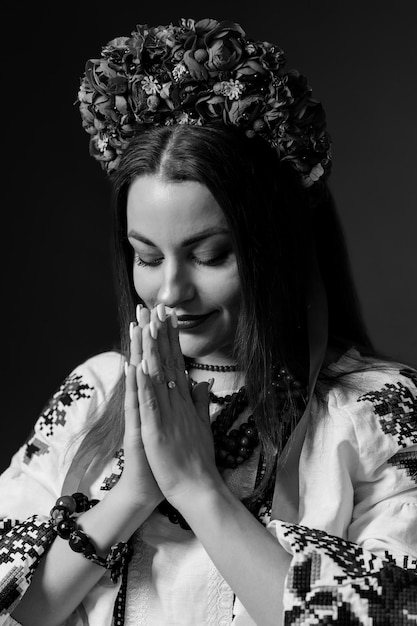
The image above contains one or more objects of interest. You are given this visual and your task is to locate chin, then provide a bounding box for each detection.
[179,334,232,360]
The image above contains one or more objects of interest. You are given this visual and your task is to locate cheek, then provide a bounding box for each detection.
[212,272,241,314]
[132,268,157,306]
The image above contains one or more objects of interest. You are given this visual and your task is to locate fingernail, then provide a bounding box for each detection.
[141,358,149,375]
[129,321,136,340]
[170,310,178,328]
[136,304,142,324]
[156,303,167,322]
[208,377,215,392]
[149,320,158,340]
[124,361,129,377]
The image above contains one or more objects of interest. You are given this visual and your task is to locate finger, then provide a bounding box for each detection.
[137,358,162,429]
[166,311,189,397]
[129,322,142,366]
[153,305,177,383]
[141,323,173,417]
[136,304,150,329]
[191,381,212,424]
[152,305,182,403]
[124,362,143,446]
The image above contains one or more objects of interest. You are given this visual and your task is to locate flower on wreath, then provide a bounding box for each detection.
[141,75,162,95]
[78,17,332,187]
[220,79,245,100]
[227,95,265,127]
[204,21,245,72]
[172,62,189,81]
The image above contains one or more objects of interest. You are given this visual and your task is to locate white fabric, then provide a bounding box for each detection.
[0,350,415,625]
[298,356,416,562]
[124,398,258,626]
[124,519,234,626]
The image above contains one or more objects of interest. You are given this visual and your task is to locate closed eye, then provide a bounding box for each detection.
[134,252,230,268]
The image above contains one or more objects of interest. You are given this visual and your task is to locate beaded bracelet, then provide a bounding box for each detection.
[50,492,132,583]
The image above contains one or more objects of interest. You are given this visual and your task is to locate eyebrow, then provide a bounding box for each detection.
[127,226,230,248]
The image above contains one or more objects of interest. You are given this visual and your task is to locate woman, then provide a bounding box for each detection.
[1,17,416,626]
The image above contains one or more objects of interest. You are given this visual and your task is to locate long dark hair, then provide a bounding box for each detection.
[77,123,374,503]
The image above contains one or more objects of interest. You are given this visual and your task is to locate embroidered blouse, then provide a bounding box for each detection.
[0,350,416,625]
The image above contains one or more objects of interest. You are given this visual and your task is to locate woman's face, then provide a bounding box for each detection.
[126,174,241,361]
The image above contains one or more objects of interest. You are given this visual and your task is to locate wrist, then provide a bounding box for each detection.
[172,476,234,524]
[70,484,156,552]
[110,479,160,517]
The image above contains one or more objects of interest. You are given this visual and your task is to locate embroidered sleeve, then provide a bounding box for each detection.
[350,366,417,562]
[267,365,417,624]
[0,370,91,614]
[269,521,417,625]
[0,370,96,523]
[0,353,121,616]
[0,517,55,614]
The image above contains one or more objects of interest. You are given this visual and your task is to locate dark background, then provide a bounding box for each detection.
[3,2,416,472]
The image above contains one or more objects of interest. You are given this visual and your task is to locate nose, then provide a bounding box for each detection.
[156,261,196,308]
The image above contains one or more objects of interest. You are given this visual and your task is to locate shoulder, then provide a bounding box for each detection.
[30,351,124,442]
[316,350,417,465]
[299,351,417,541]
[1,352,125,505]
[327,348,417,400]
[53,349,124,419]
[70,350,124,395]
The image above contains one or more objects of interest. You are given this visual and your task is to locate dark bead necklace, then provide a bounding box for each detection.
[210,387,259,469]
[158,366,307,531]
[157,385,258,530]
[209,391,234,405]
[186,361,238,372]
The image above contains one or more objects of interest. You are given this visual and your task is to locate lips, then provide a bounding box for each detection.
[177,313,211,321]
[176,311,214,329]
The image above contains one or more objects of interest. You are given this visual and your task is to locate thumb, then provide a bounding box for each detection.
[191,378,214,422]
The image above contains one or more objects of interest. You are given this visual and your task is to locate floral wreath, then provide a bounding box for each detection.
[78,18,332,187]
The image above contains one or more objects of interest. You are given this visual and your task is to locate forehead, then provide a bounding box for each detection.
[126,175,228,240]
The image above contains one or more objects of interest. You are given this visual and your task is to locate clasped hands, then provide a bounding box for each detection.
[121,303,222,521]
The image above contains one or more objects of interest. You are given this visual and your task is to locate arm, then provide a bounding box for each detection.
[6,317,164,625]
[1,361,106,618]
[11,484,155,626]
[177,482,292,625]
[267,364,417,624]
[268,520,417,624]
[137,311,417,626]
[137,311,292,625]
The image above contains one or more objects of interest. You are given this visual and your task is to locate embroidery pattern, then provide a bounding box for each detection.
[37,373,94,437]
[0,520,19,534]
[207,561,234,626]
[23,437,50,464]
[0,516,55,612]
[281,523,417,625]
[22,373,94,465]
[388,451,417,484]
[357,374,417,448]
[123,531,153,626]
[100,449,124,491]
